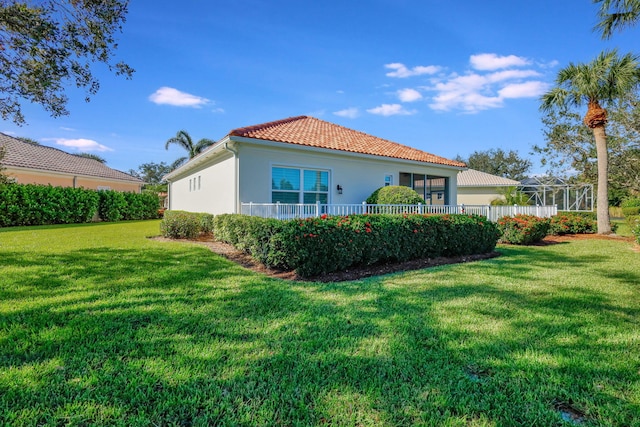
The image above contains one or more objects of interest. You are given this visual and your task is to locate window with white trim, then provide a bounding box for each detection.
[384,174,393,186]
[399,172,449,204]
[272,167,329,203]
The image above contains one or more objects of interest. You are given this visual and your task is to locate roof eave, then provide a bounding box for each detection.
[230,135,466,171]
[163,135,232,181]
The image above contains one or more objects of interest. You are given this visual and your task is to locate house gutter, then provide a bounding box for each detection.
[223,141,239,213]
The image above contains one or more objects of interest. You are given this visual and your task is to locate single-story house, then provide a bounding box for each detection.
[456,168,520,205]
[0,133,143,192]
[164,116,466,215]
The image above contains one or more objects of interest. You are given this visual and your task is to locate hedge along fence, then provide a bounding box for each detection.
[0,183,159,227]
[211,213,501,278]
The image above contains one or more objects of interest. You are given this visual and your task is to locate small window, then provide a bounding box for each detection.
[198,176,201,190]
[384,174,393,186]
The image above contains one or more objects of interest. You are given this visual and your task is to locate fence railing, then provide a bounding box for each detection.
[240,202,558,222]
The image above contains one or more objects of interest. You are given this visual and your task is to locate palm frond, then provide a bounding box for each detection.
[594,0,640,39]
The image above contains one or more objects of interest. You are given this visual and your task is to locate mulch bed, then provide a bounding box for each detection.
[152,233,637,282]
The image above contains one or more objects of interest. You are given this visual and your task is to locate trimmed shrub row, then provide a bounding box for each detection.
[212,213,501,278]
[549,212,597,235]
[160,210,215,239]
[497,212,598,244]
[497,214,551,245]
[0,183,159,227]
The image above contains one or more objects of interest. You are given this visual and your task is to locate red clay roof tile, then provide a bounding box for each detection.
[229,116,465,168]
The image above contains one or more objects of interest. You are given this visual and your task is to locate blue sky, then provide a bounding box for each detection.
[2,0,638,175]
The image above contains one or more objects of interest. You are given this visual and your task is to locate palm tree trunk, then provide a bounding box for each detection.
[592,125,612,234]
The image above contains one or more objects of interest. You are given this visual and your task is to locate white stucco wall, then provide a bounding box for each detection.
[237,141,460,206]
[168,151,236,214]
[457,187,504,205]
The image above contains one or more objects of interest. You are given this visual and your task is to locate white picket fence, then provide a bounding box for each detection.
[240,202,558,222]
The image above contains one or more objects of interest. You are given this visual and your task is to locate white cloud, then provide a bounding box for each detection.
[498,81,549,98]
[379,53,552,114]
[470,53,530,70]
[385,63,441,78]
[149,87,210,108]
[49,138,113,152]
[212,107,225,113]
[397,88,423,102]
[60,127,76,131]
[333,108,360,118]
[367,104,416,116]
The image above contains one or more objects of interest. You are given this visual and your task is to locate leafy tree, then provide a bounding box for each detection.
[595,0,640,39]
[536,106,640,203]
[540,50,640,234]
[75,153,106,163]
[165,130,215,164]
[0,0,134,125]
[455,148,531,181]
[129,162,172,185]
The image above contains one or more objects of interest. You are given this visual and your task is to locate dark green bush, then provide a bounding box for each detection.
[375,186,424,205]
[160,211,215,239]
[549,212,597,235]
[0,183,99,226]
[0,183,157,227]
[197,213,215,234]
[497,215,550,245]
[366,187,383,204]
[214,213,500,278]
[98,190,126,222]
[160,211,200,239]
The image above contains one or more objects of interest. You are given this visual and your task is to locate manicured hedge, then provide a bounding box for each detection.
[0,183,159,227]
[214,213,500,278]
[160,210,215,239]
[549,212,596,235]
[497,214,550,245]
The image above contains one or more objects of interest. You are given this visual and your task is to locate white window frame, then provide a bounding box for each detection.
[271,165,330,204]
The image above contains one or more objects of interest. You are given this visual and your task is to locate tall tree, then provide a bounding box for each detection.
[0,0,134,125]
[595,0,640,38]
[455,148,532,181]
[535,100,640,202]
[540,50,640,234]
[165,130,215,164]
[129,162,172,185]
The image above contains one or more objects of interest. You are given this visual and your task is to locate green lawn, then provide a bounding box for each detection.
[1,221,639,426]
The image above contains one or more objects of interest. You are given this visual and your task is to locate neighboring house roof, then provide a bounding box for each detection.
[457,169,520,187]
[0,133,143,183]
[229,116,466,168]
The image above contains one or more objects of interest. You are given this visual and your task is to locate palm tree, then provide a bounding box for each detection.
[595,0,640,39]
[541,50,640,234]
[164,130,215,168]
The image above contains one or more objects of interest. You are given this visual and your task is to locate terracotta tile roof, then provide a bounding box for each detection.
[229,116,465,168]
[0,133,143,183]
[457,169,520,187]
